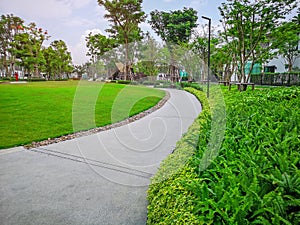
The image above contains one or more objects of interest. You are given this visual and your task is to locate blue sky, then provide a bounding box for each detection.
[0,0,225,64]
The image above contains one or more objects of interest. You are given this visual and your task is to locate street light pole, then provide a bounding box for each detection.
[202,16,211,98]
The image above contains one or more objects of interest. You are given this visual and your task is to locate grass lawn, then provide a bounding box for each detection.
[0,81,165,149]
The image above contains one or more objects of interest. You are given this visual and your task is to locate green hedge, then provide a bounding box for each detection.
[147,87,300,224]
[147,87,212,224]
[142,80,156,86]
[180,82,204,91]
[116,80,131,84]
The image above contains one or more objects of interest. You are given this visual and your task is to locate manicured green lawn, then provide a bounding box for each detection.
[0,81,165,149]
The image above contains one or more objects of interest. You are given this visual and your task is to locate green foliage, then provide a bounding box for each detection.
[98,0,146,44]
[43,40,73,79]
[133,60,159,78]
[147,87,300,224]
[147,87,210,224]
[275,14,300,72]
[85,32,118,61]
[12,22,49,77]
[134,34,161,79]
[116,80,131,84]
[219,0,298,82]
[0,14,24,76]
[97,0,146,80]
[180,82,203,91]
[27,78,47,82]
[142,80,156,86]
[149,7,198,45]
[1,14,73,78]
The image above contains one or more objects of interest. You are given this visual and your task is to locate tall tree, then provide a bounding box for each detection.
[189,25,221,81]
[149,8,198,45]
[149,7,198,81]
[50,40,73,78]
[212,43,236,82]
[86,32,117,63]
[13,22,49,77]
[73,65,86,78]
[276,11,300,72]
[97,0,146,80]
[135,33,161,79]
[42,45,56,79]
[219,0,298,82]
[0,14,24,77]
[43,40,72,79]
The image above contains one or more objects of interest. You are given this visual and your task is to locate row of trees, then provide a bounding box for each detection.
[86,1,199,81]
[0,14,73,79]
[218,0,299,82]
[86,0,299,83]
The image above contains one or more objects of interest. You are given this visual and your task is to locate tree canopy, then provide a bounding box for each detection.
[98,0,146,80]
[219,0,298,82]
[43,40,73,79]
[149,7,198,46]
[86,32,117,62]
[0,14,24,76]
[276,10,300,72]
[98,0,146,45]
[0,14,73,79]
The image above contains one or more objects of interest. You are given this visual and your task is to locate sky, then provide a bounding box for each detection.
[0,0,225,65]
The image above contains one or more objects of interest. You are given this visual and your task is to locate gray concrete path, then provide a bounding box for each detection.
[0,89,201,225]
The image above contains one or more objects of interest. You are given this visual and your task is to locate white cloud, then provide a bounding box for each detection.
[0,0,71,19]
[62,0,93,9]
[70,29,103,65]
[64,18,96,27]
[140,22,151,30]
[0,0,93,19]
[190,0,208,9]
[95,3,106,16]
[94,4,108,25]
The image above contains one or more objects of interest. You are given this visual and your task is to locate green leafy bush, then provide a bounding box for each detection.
[142,80,156,85]
[130,81,138,85]
[180,82,204,91]
[147,87,300,224]
[53,78,69,81]
[1,77,11,81]
[156,80,171,85]
[28,78,46,82]
[147,87,211,224]
[117,80,131,84]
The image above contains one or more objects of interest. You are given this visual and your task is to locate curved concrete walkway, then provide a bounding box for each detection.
[0,89,201,225]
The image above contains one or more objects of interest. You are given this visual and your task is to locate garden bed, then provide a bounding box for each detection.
[147,86,300,224]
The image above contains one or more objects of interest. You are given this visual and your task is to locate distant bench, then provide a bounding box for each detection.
[229,82,255,91]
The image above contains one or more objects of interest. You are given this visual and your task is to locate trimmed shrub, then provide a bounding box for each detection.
[117,80,131,84]
[180,82,204,91]
[147,87,211,224]
[28,78,46,82]
[142,80,156,86]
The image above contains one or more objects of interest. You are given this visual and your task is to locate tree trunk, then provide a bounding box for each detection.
[288,60,293,72]
[168,44,176,83]
[124,39,129,80]
[246,61,255,83]
[3,55,9,77]
[33,64,39,78]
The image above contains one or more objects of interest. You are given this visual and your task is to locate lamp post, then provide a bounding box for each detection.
[202,16,211,98]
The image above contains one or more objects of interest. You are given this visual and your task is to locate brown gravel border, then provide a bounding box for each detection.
[25,90,170,149]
